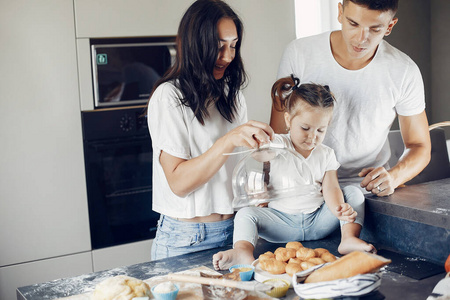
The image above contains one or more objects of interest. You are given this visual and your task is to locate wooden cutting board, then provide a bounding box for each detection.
[57,266,272,300]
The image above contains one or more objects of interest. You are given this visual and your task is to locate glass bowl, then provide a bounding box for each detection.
[231,144,318,208]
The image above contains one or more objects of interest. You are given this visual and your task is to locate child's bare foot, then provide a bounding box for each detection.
[212,248,255,271]
[338,236,376,255]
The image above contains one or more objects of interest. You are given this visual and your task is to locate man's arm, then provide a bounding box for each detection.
[359,111,431,196]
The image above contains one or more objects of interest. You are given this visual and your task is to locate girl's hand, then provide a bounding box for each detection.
[224,120,274,149]
[335,203,357,223]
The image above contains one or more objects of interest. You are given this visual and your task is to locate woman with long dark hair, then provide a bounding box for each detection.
[147,0,273,260]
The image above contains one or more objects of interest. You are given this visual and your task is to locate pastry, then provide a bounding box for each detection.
[259,258,287,275]
[305,251,391,283]
[259,251,275,261]
[321,252,337,263]
[275,247,296,262]
[288,257,303,264]
[300,261,317,271]
[308,257,326,265]
[296,247,316,260]
[285,241,303,250]
[314,248,329,256]
[286,262,303,276]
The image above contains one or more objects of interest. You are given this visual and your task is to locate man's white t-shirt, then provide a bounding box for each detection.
[147,82,248,218]
[268,134,340,214]
[277,31,425,186]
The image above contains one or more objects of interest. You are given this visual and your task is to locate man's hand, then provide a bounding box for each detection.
[359,167,395,196]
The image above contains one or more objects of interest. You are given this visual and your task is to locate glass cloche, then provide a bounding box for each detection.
[231,143,319,209]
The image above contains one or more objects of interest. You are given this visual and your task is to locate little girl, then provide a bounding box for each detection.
[213,74,375,270]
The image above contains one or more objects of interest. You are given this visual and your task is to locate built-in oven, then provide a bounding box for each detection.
[81,37,175,249]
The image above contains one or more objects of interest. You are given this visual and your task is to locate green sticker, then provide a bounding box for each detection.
[97,54,108,65]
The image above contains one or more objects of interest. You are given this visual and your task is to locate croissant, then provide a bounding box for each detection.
[259,258,287,275]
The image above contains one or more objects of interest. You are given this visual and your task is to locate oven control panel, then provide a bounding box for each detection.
[82,106,149,141]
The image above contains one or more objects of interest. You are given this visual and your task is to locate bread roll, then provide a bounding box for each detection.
[321,252,337,263]
[296,247,316,260]
[305,251,391,283]
[259,251,275,261]
[259,258,287,275]
[300,261,316,271]
[275,248,296,262]
[286,241,303,250]
[308,257,326,265]
[289,257,303,264]
[286,263,303,276]
[314,248,329,256]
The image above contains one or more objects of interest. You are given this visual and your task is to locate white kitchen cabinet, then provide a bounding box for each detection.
[73,0,190,38]
[0,0,91,266]
[2,252,92,300]
[92,240,153,272]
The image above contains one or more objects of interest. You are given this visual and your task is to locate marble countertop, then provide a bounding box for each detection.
[17,238,446,300]
[365,177,450,229]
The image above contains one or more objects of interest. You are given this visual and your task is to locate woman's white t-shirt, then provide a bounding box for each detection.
[147,82,248,218]
[268,134,341,214]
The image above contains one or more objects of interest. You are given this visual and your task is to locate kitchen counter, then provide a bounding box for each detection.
[17,179,450,300]
[362,178,450,265]
[17,237,446,300]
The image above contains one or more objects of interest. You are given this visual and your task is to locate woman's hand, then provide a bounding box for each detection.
[335,203,357,223]
[223,120,274,150]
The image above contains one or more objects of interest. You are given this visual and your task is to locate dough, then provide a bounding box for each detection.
[92,275,150,300]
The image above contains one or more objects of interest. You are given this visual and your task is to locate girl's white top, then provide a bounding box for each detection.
[269,134,340,214]
[148,82,247,218]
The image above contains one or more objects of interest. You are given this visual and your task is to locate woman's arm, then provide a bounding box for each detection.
[160,120,274,197]
[322,170,356,223]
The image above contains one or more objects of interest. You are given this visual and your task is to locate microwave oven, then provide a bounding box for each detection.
[91,37,176,108]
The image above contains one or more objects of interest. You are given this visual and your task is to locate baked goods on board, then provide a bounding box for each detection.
[257,242,337,275]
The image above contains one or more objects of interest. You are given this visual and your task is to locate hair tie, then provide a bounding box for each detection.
[290,74,300,91]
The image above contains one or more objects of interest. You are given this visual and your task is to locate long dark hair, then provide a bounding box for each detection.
[271,74,335,115]
[148,0,247,125]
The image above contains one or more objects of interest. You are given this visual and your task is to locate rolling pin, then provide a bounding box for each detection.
[166,273,273,293]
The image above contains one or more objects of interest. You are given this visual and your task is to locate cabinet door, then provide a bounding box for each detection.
[92,240,153,272]
[2,252,92,300]
[0,0,91,266]
[74,0,191,38]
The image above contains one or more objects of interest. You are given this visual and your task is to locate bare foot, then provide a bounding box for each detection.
[338,236,376,255]
[212,248,255,271]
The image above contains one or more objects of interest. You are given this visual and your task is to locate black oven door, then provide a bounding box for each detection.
[84,134,159,249]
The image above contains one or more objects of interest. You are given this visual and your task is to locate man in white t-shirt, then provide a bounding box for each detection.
[271,0,431,196]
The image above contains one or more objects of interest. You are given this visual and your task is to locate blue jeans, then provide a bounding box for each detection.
[233,185,365,246]
[151,215,234,260]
